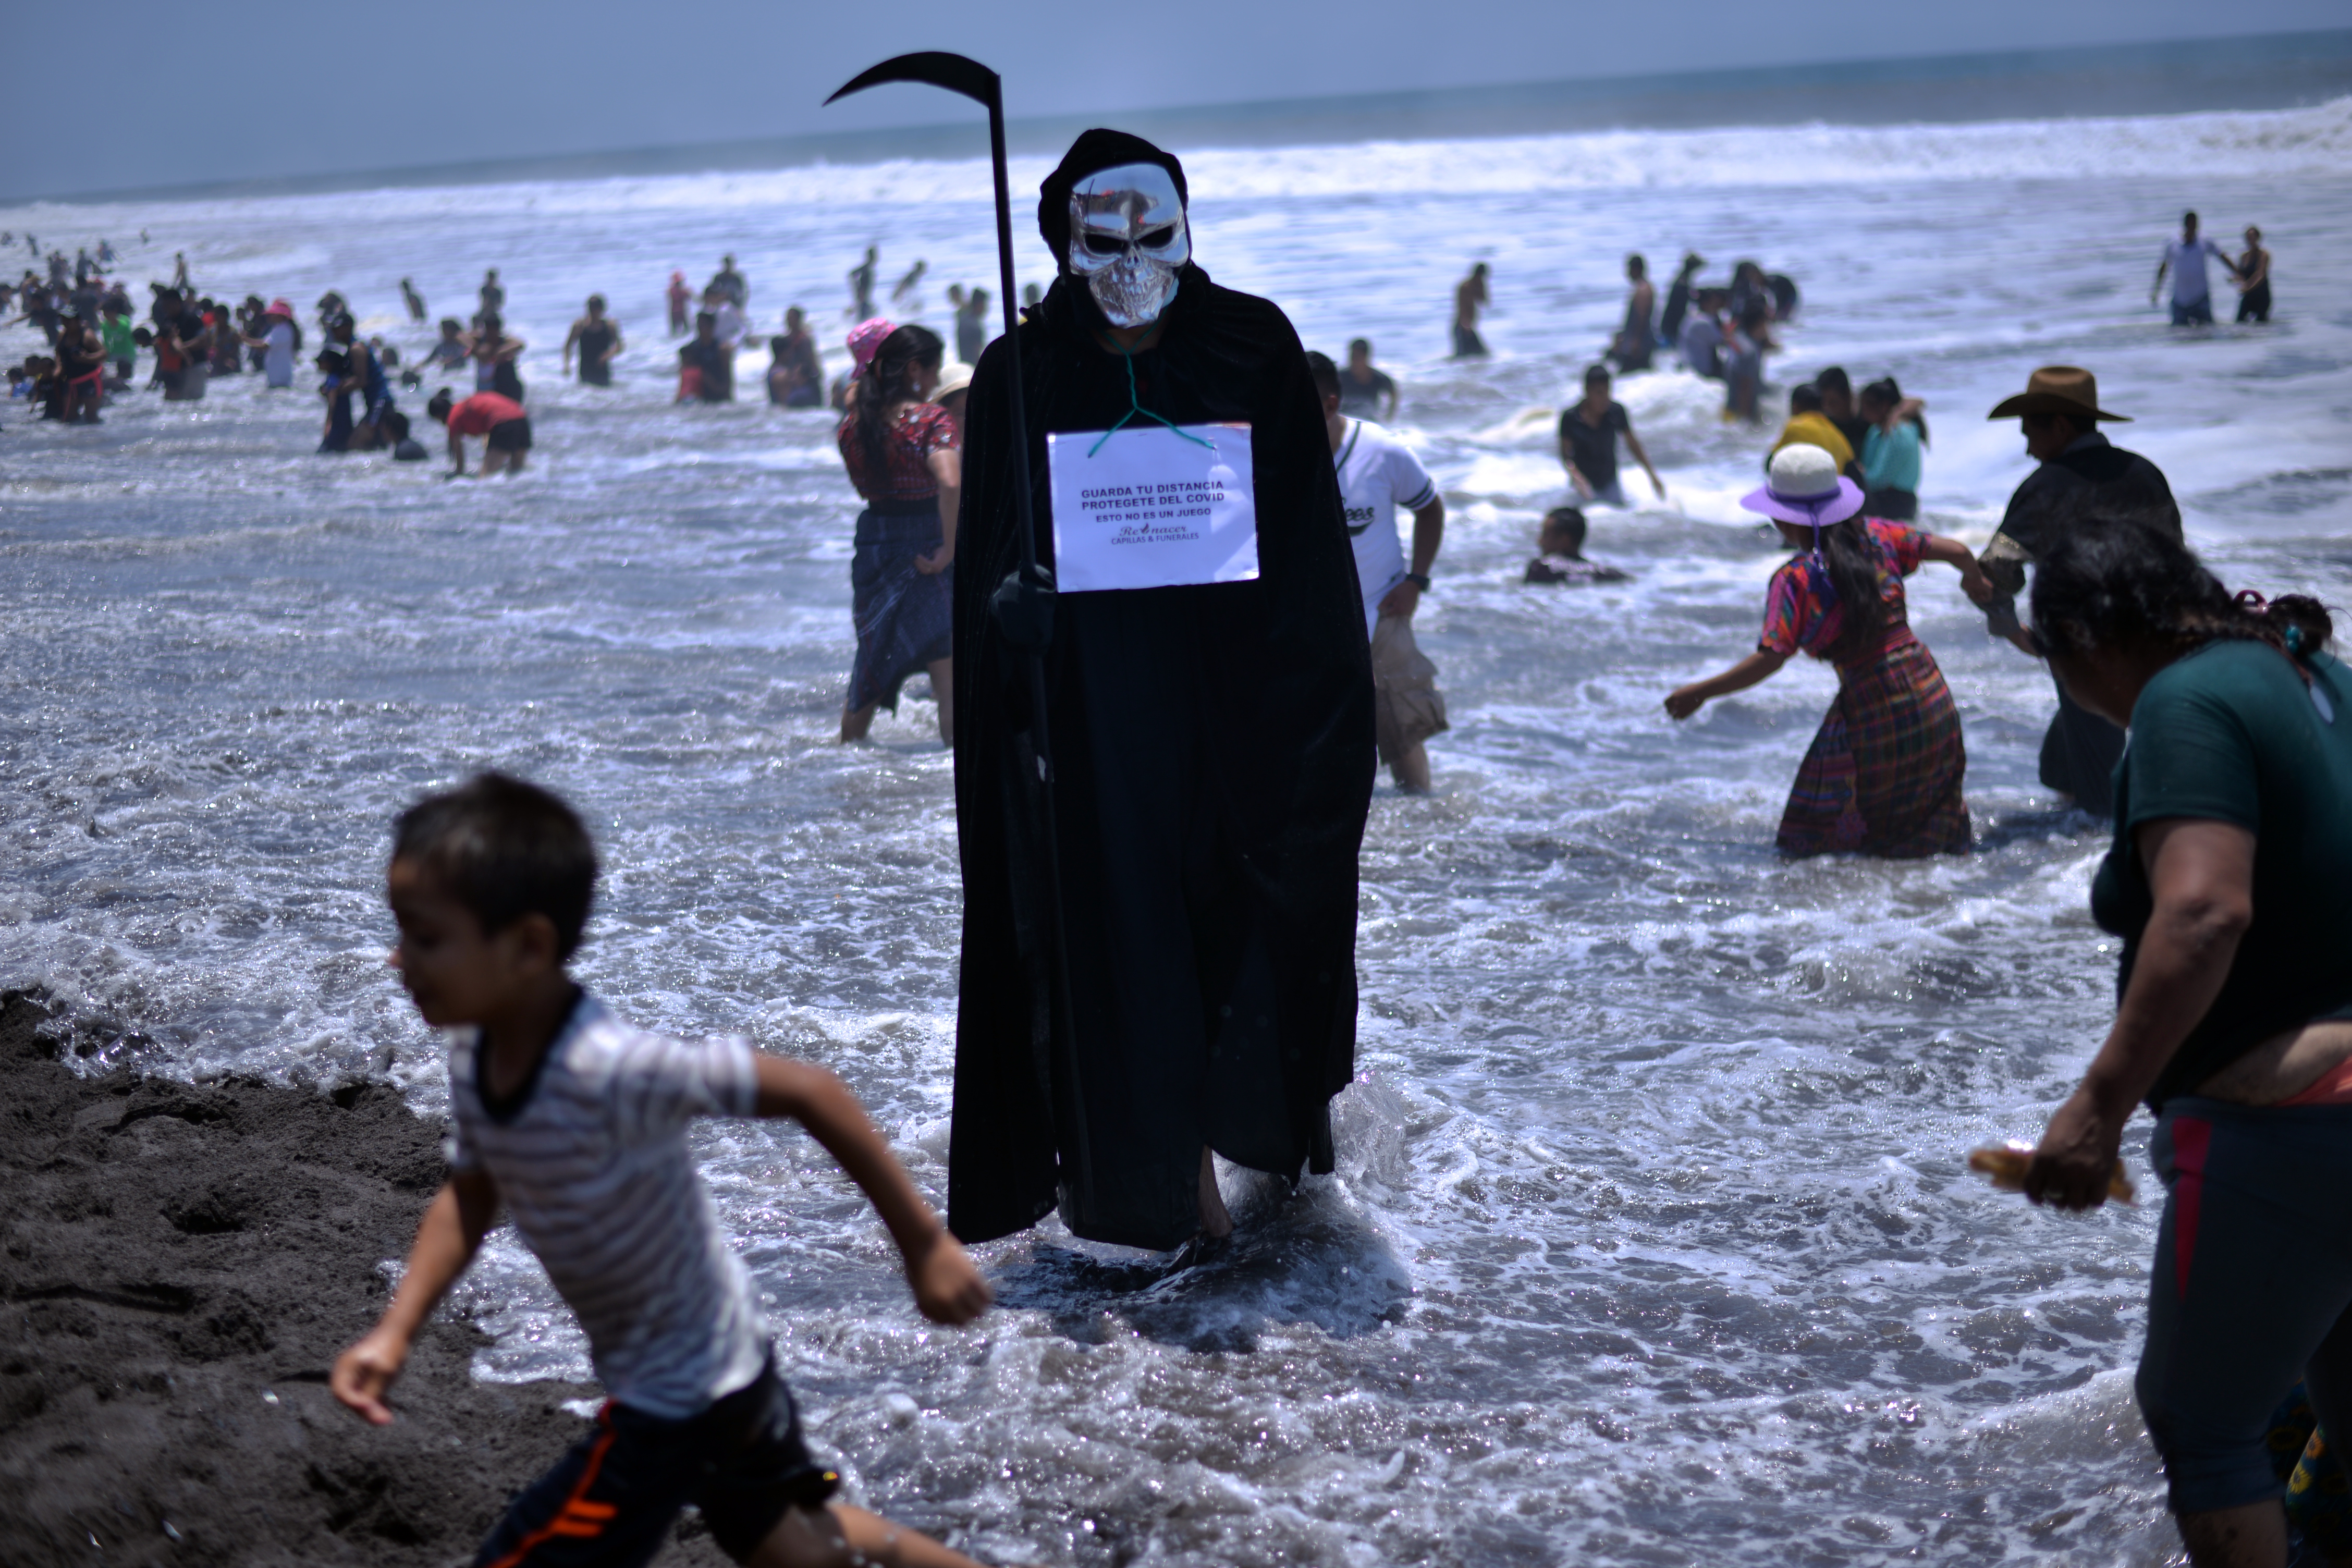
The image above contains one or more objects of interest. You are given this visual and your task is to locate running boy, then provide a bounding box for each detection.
[332,775,994,1568]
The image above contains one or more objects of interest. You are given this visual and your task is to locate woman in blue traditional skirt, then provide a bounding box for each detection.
[1665,443,1993,856]
[836,321,958,744]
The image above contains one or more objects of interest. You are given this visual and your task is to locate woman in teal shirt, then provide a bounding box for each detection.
[2020,517,2352,1568]
[1858,376,1926,519]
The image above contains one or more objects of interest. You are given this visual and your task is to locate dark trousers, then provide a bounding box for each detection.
[2039,677,2124,816]
[2139,1100,2352,1514]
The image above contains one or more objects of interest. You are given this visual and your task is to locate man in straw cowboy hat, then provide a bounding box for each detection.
[1982,365,2182,816]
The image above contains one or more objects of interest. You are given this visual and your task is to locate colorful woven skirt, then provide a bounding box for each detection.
[847,501,953,716]
[1777,630,1970,858]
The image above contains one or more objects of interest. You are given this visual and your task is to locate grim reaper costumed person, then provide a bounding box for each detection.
[948,130,1375,1252]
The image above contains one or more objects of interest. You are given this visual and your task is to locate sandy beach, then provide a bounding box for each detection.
[0,990,726,1567]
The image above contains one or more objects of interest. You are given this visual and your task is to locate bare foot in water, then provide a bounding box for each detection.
[1198,1146,1232,1239]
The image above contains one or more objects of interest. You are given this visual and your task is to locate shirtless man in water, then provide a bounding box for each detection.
[848,246,878,320]
[2233,225,2272,323]
[1453,263,1490,358]
[562,296,624,386]
[1608,254,1656,373]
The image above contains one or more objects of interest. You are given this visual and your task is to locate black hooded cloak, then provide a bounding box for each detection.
[947,130,1375,1251]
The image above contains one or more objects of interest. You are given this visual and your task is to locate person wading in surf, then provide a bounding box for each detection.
[1664,443,1992,858]
[2018,522,2352,1568]
[1453,262,1489,358]
[1313,349,1446,793]
[564,295,624,387]
[1978,365,2183,816]
[947,129,1374,1256]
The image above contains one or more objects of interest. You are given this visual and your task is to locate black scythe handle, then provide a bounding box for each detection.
[826,54,1093,1220]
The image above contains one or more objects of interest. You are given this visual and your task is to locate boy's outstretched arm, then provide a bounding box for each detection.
[752,1057,992,1327]
[331,1167,500,1424]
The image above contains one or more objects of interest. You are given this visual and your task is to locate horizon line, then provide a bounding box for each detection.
[6,25,2349,210]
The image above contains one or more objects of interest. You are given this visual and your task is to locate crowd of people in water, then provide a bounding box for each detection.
[0,210,2295,883]
[5,210,2271,458]
[0,240,1008,463]
[0,211,2294,862]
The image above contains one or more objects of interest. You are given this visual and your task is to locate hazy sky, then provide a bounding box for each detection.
[7,0,2342,201]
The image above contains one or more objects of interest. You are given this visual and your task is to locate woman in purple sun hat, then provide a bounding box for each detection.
[1664,443,1996,857]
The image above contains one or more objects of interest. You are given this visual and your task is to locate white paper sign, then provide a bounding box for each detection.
[1046,423,1257,593]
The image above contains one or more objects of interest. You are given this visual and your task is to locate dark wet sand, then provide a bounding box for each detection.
[0,990,724,1566]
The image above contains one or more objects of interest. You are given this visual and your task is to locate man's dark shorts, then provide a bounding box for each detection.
[487,415,533,454]
[472,1358,837,1567]
[2171,298,2215,326]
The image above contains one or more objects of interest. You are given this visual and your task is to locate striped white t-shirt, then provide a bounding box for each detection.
[445,995,768,1419]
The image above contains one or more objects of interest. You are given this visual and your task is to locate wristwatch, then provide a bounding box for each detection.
[1404,572,1431,591]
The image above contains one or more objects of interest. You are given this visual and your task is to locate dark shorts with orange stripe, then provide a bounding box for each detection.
[475,1358,837,1567]
[2137,1098,2352,1515]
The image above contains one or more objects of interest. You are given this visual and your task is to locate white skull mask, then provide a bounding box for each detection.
[1065,162,1189,328]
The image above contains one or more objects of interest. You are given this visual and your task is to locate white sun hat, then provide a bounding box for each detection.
[1741,443,1864,526]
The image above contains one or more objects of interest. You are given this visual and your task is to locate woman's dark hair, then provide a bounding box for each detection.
[850,324,946,482]
[1810,516,1889,665]
[1860,376,1928,446]
[2031,516,2333,667]
[427,388,455,423]
[477,312,501,339]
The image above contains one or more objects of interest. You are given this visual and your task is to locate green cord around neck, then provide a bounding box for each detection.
[1088,338,1216,458]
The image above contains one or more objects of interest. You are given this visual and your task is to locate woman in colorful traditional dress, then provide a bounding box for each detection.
[836,320,957,744]
[1664,443,1993,856]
